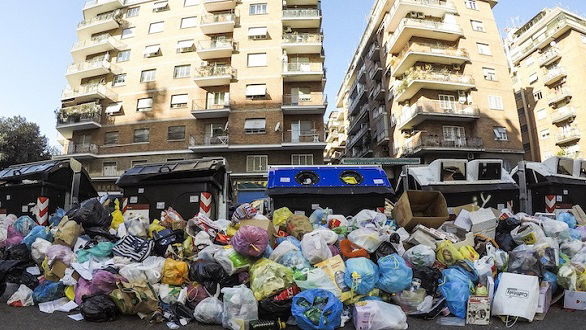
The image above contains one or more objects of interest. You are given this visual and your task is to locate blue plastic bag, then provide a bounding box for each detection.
[22,226,53,248]
[439,279,470,319]
[33,281,66,303]
[344,257,379,295]
[279,250,311,270]
[543,271,558,293]
[292,289,343,330]
[377,254,413,293]
[558,212,577,229]
[49,208,66,227]
[14,216,37,236]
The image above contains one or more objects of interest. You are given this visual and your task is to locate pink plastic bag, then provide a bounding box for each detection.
[90,270,124,295]
[74,277,92,304]
[231,226,269,257]
[5,225,24,246]
[46,244,75,266]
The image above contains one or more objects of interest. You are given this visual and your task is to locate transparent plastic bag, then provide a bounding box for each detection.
[250,259,294,301]
[214,247,253,275]
[377,254,412,294]
[295,268,341,297]
[193,288,223,324]
[301,231,332,265]
[7,284,34,307]
[348,228,382,253]
[353,300,408,330]
[511,223,545,245]
[436,241,464,266]
[403,245,435,267]
[221,285,258,330]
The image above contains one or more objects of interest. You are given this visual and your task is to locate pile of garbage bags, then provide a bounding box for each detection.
[2,194,586,329]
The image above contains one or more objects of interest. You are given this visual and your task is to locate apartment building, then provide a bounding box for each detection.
[324,110,348,164]
[336,0,523,169]
[54,0,326,194]
[506,8,586,161]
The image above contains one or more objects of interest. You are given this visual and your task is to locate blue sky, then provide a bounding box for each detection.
[0,0,584,147]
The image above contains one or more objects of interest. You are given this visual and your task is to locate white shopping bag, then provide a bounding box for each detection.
[492,272,539,322]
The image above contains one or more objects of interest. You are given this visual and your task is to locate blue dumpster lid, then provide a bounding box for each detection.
[267,166,394,196]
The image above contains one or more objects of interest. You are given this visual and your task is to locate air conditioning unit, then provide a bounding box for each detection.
[417,12,425,19]
[284,27,293,33]
[408,11,419,18]
[452,64,462,70]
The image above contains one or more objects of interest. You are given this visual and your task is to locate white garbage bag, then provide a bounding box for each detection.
[348,228,382,253]
[221,285,258,330]
[301,231,332,265]
[353,300,408,330]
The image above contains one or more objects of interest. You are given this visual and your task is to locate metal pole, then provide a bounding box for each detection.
[401,165,409,193]
[518,161,531,214]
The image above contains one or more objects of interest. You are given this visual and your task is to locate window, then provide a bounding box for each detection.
[177,39,195,53]
[533,91,543,100]
[174,65,191,79]
[117,50,131,62]
[121,27,135,39]
[134,128,150,143]
[529,72,538,84]
[471,20,485,32]
[439,94,456,110]
[104,131,119,145]
[247,155,268,173]
[144,44,161,58]
[207,92,229,108]
[102,162,118,176]
[105,102,123,114]
[167,126,186,141]
[442,126,466,145]
[477,42,492,55]
[521,124,528,133]
[536,108,546,120]
[493,127,508,141]
[248,27,268,39]
[488,95,503,110]
[184,0,199,6]
[153,1,169,12]
[465,0,478,10]
[181,17,197,28]
[112,74,126,87]
[140,69,156,82]
[208,123,226,138]
[247,53,267,67]
[246,84,267,98]
[540,129,550,139]
[523,143,531,152]
[131,160,148,167]
[137,97,153,112]
[249,3,267,15]
[483,67,497,81]
[149,21,164,34]
[126,7,140,18]
[171,94,189,108]
[292,154,314,166]
[244,118,266,134]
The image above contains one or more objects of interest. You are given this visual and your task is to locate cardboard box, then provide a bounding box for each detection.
[392,191,450,231]
[564,290,586,310]
[572,205,586,225]
[466,296,491,325]
[536,282,552,316]
[315,255,353,302]
[239,218,277,245]
[450,203,480,216]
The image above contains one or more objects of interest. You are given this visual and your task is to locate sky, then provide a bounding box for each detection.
[0,0,585,147]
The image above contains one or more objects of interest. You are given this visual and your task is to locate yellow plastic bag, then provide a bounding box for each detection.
[250,259,293,301]
[436,240,464,266]
[273,207,293,228]
[577,270,586,291]
[459,245,480,261]
[161,258,189,286]
[183,235,194,257]
[148,220,166,238]
[65,286,75,301]
[110,199,125,230]
[226,223,239,237]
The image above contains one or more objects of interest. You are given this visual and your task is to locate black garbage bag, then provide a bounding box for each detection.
[412,266,442,296]
[188,261,239,295]
[171,303,194,323]
[258,298,292,321]
[84,227,119,242]
[80,294,120,322]
[410,297,446,320]
[371,233,401,262]
[0,260,25,297]
[153,230,184,256]
[5,244,32,263]
[67,198,112,229]
[508,247,543,277]
[495,216,521,252]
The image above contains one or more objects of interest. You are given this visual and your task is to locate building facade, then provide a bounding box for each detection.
[506,8,586,161]
[324,110,347,164]
[55,0,326,194]
[336,0,523,169]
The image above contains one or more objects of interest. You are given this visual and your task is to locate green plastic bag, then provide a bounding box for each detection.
[250,258,293,300]
[273,207,293,228]
[76,242,115,263]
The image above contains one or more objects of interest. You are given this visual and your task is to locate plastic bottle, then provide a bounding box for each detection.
[249,319,286,330]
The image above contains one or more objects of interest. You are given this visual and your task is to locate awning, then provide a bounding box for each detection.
[105,102,122,114]
[137,98,153,109]
[153,1,168,10]
[144,45,160,55]
[177,40,194,49]
[171,94,189,105]
[244,118,266,130]
[245,84,266,96]
[248,27,268,37]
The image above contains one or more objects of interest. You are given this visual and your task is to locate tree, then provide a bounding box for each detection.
[0,116,51,169]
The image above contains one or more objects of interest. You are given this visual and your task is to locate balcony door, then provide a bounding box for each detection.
[206,91,229,109]
[207,123,227,144]
[290,87,311,105]
[438,94,456,112]
[443,126,465,147]
[291,120,314,142]
[290,56,310,72]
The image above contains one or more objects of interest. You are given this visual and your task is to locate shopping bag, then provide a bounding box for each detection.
[492,272,539,322]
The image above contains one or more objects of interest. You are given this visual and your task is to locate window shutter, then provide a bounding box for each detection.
[137,98,153,109]
[246,84,267,96]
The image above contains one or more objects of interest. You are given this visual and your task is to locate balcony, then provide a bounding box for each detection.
[282,33,323,54]
[282,9,322,28]
[56,103,102,134]
[556,128,581,145]
[71,35,126,62]
[548,88,572,106]
[196,39,234,59]
[397,100,480,130]
[77,10,122,39]
[282,93,327,115]
[387,18,464,54]
[369,83,385,101]
[191,99,231,119]
[61,84,117,103]
[282,130,326,149]
[401,134,484,155]
[285,0,319,5]
[65,59,120,85]
[189,135,230,152]
[203,0,236,12]
[349,84,368,115]
[368,43,380,61]
[83,0,124,19]
[543,67,567,86]
[199,12,236,34]
[393,69,475,103]
[351,146,373,158]
[551,106,577,124]
[193,65,235,87]
[348,105,369,135]
[282,62,324,82]
[357,65,367,83]
[369,63,383,80]
[391,42,469,77]
[347,125,371,149]
[374,117,390,145]
[539,49,561,67]
[385,0,458,33]
[54,143,99,160]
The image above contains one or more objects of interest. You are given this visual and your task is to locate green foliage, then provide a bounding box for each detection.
[0,116,51,169]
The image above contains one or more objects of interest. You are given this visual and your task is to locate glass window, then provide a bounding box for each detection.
[126,7,140,18]
[102,162,118,176]
[184,0,198,6]
[171,94,189,108]
[465,0,478,10]
[439,94,456,110]
[105,102,122,114]
[250,3,267,15]
[181,17,197,28]
[476,42,492,55]
[488,95,503,110]
[174,65,191,79]
[483,67,497,81]
[149,21,164,34]
[134,128,150,143]
[244,118,266,134]
[442,126,466,145]
[116,50,131,62]
[536,108,547,120]
[247,53,267,67]
[177,39,195,52]
[140,69,156,82]
[104,131,119,145]
[533,91,543,100]
[207,92,229,108]
[247,155,268,173]
[121,27,135,39]
[471,20,485,32]
[493,127,508,141]
[292,154,314,166]
[112,74,126,87]
[131,160,148,167]
[167,126,186,141]
[540,129,550,139]
[137,97,153,111]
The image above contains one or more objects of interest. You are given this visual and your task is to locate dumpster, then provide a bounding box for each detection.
[398,159,519,212]
[511,157,586,214]
[116,158,232,221]
[267,165,394,216]
[0,159,97,221]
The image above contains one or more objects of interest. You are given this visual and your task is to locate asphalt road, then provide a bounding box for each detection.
[1,288,585,329]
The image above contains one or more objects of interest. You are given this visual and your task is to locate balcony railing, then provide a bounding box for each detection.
[539,48,561,66]
[348,125,370,148]
[548,88,572,106]
[398,100,480,128]
[66,143,99,155]
[394,69,475,100]
[282,9,321,18]
[194,65,235,78]
[284,62,323,73]
[282,93,327,107]
[389,0,457,18]
[401,134,483,155]
[283,129,325,143]
[544,67,567,85]
[72,34,124,51]
[196,39,234,51]
[192,99,230,111]
[551,106,577,124]
[283,33,323,44]
[200,12,235,25]
[389,18,463,50]
[189,135,230,147]
[392,41,469,72]
[66,59,116,75]
[61,84,117,100]
[556,128,581,145]
[78,10,121,29]
[57,103,102,125]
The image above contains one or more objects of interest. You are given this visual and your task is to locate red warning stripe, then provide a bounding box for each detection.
[199,192,212,217]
